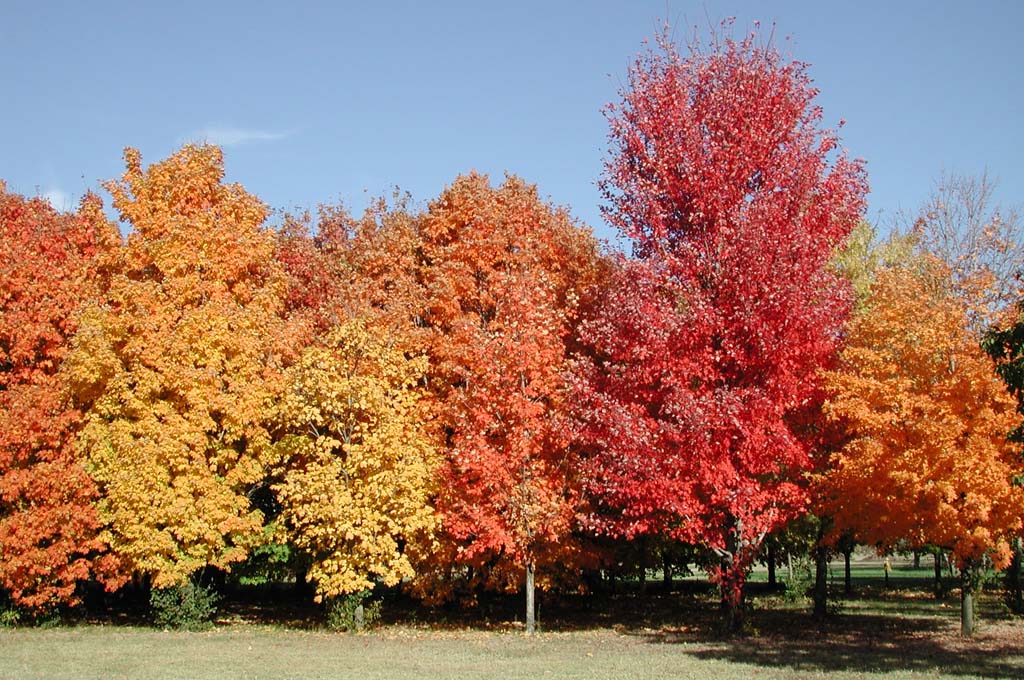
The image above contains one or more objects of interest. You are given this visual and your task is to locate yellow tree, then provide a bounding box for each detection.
[273,320,439,602]
[820,255,1024,635]
[64,146,292,588]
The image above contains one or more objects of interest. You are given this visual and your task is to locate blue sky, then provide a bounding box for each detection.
[3,1,1022,244]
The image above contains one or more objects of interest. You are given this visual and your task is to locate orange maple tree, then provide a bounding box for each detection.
[414,173,603,632]
[819,255,1024,634]
[0,184,123,610]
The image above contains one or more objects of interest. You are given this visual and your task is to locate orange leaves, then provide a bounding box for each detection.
[6,132,1020,617]
[67,146,291,588]
[0,185,121,610]
[820,256,1024,566]
[419,173,602,590]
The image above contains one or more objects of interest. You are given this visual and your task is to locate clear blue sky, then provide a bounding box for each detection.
[3,1,1022,244]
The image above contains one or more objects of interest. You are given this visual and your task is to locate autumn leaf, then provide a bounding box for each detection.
[274,319,439,600]
[577,23,868,629]
[820,255,1024,569]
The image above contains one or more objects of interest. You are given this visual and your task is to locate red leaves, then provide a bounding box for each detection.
[422,174,601,587]
[577,26,867,618]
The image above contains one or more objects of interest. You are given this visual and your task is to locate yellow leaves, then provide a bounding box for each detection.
[275,318,440,600]
[67,145,291,588]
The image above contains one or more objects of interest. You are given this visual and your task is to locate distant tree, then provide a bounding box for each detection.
[903,171,1024,330]
[0,185,124,610]
[579,24,866,632]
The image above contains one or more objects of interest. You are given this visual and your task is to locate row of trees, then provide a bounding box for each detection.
[2,27,1022,636]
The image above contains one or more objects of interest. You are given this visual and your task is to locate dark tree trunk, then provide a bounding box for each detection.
[1007,538,1023,614]
[813,544,829,621]
[933,552,944,597]
[843,548,852,596]
[720,518,746,634]
[294,565,311,598]
[662,553,672,591]
[638,538,648,595]
[913,550,921,569]
[767,540,777,588]
[960,562,975,637]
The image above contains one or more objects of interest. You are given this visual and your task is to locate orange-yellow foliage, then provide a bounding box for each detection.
[0,185,123,609]
[274,320,439,600]
[820,256,1024,567]
[413,173,604,597]
[65,146,291,587]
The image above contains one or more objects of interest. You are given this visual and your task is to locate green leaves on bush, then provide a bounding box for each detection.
[150,581,219,631]
[325,590,380,632]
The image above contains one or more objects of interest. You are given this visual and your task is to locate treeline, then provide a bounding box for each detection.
[2,28,1023,637]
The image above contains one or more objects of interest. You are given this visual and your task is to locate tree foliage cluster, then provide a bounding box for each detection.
[2,26,1022,637]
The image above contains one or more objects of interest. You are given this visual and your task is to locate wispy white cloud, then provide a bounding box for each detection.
[42,188,72,211]
[185,125,294,148]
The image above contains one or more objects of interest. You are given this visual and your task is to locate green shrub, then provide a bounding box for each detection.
[0,606,20,628]
[0,593,62,628]
[783,555,814,604]
[150,580,219,631]
[232,541,294,587]
[325,590,380,632]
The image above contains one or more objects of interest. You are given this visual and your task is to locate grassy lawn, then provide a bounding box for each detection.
[2,565,1022,680]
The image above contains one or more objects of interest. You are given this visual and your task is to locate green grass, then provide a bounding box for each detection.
[2,622,1021,680]
[2,567,1022,680]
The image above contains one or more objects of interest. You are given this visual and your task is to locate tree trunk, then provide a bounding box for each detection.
[662,553,672,591]
[638,538,648,595]
[913,550,920,569]
[933,552,943,597]
[813,544,829,621]
[767,540,777,588]
[354,603,365,631]
[294,564,314,599]
[1008,538,1023,614]
[787,553,794,582]
[844,548,852,596]
[720,518,745,634]
[525,562,536,635]
[960,563,975,637]
[720,551,741,634]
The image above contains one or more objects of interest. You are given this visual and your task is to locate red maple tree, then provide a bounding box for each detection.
[577,26,867,630]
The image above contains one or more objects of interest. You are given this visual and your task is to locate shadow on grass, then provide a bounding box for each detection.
[73,581,325,630]
[637,601,1024,679]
